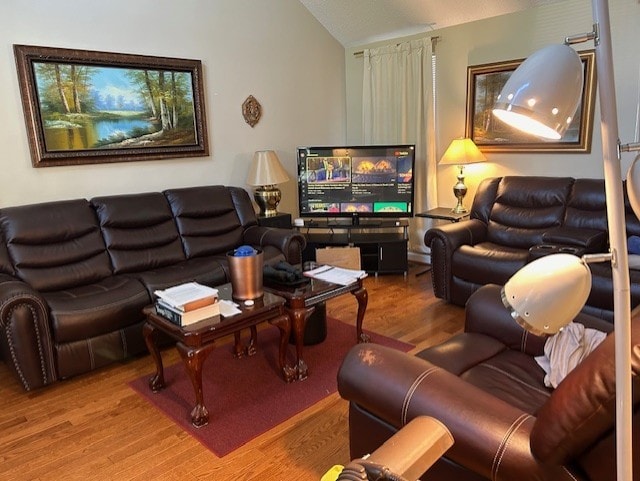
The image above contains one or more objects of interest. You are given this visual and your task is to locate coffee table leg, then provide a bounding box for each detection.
[143,322,165,392]
[288,306,313,381]
[176,341,216,428]
[352,286,370,343]
[269,313,295,383]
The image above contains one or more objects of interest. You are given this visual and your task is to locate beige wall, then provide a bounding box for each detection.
[346,0,640,210]
[0,0,346,213]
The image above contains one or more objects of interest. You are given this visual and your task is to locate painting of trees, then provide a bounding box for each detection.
[14,44,209,166]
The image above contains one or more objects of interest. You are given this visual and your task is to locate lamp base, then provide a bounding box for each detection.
[254,185,282,217]
[451,166,468,214]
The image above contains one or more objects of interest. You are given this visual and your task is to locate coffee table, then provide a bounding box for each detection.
[264,277,368,381]
[142,284,292,428]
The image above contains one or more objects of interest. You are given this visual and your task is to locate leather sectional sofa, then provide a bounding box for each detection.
[0,185,306,391]
[425,176,640,321]
[338,283,640,480]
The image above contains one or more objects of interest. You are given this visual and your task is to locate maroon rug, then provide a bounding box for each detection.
[129,317,413,457]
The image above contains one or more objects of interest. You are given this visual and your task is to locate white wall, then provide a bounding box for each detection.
[346,0,640,209]
[0,0,346,213]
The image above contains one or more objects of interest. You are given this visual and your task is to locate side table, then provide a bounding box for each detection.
[257,212,292,228]
[415,207,470,275]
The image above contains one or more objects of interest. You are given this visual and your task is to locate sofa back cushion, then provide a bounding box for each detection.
[0,199,111,291]
[477,176,574,248]
[563,178,608,231]
[164,186,249,258]
[91,192,185,274]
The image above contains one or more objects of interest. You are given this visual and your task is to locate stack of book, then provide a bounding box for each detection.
[154,282,220,326]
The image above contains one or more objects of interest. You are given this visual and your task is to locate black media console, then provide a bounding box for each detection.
[296,219,409,275]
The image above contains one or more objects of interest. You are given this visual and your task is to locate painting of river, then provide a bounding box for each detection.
[15,45,208,166]
[34,63,197,151]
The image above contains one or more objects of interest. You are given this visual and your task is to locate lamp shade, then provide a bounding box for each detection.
[492,44,584,140]
[246,150,290,186]
[501,253,592,336]
[627,154,640,219]
[439,138,486,165]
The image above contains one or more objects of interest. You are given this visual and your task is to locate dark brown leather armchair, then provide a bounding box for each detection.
[338,284,640,480]
[424,176,640,321]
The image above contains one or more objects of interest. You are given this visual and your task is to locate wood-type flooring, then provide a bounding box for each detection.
[0,264,465,481]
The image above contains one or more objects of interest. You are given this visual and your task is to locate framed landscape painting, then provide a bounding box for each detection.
[465,49,596,153]
[14,44,209,167]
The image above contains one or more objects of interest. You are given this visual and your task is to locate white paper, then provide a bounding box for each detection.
[154,282,218,308]
[303,265,367,286]
[219,300,242,317]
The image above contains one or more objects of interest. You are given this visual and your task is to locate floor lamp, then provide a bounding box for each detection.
[492,1,640,479]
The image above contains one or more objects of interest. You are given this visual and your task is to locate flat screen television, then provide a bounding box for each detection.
[297,144,415,223]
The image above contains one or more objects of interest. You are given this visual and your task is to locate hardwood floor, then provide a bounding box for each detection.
[0,265,465,481]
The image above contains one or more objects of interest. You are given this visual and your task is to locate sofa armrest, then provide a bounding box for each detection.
[242,225,307,266]
[0,274,57,390]
[542,226,607,252]
[338,343,573,481]
[424,219,487,301]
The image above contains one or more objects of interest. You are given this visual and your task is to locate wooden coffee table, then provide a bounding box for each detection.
[264,277,368,381]
[142,284,292,428]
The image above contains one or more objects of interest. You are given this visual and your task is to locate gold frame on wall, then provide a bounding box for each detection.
[464,49,596,153]
[14,44,209,167]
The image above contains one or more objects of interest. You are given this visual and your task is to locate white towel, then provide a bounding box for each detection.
[535,322,607,388]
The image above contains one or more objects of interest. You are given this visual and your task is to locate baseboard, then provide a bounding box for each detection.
[408,250,430,265]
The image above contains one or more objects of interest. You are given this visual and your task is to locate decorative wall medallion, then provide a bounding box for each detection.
[242,95,262,127]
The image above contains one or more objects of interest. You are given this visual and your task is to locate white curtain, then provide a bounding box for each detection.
[362,37,438,254]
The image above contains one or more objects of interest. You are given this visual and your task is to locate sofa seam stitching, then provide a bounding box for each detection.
[401,366,441,425]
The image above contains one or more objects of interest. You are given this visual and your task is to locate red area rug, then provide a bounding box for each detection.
[129,317,413,457]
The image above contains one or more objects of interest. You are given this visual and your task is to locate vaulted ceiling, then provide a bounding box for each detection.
[298,0,568,47]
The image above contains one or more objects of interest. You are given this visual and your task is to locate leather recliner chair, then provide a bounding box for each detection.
[337,284,640,480]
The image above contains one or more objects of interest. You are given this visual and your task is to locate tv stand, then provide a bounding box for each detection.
[297,218,409,275]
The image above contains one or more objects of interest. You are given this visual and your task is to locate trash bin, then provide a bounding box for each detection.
[227,246,264,300]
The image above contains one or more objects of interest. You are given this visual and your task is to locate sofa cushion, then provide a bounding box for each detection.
[485,176,573,248]
[164,186,246,258]
[0,199,112,292]
[563,178,608,232]
[91,193,186,274]
[129,256,228,296]
[44,275,149,343]
[417,332,550,415]
[452,242,529,286]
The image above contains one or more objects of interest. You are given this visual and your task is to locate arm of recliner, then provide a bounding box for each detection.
[0,274,57,390]
[423,219,487,301]
[242,224,307,266]
[541,226,607,252]
[337,343,574,481]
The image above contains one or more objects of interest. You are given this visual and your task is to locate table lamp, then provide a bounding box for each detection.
[246,150,290,217]
[493,1,640,478]
[439,138,486,214]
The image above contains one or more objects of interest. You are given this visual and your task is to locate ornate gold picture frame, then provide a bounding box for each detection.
[14,44,209,167]
[465,50,596,153]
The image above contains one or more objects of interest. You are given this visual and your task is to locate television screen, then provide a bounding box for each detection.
[297,145,415,220]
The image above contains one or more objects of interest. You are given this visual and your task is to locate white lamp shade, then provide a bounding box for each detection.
[439,138,486,165]
[501,253,592,336]
[492,44,584,140]
[246,150,290,186]
[627,154,640,219]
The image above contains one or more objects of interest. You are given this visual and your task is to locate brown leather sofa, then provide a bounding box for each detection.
[425,176,640,321]
[338,283,640,480]
[0,185,306,391]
